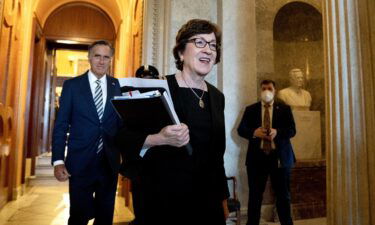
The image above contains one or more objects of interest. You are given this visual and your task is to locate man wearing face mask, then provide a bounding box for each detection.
[237,80,296,225]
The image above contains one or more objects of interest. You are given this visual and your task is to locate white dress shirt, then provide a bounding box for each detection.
[88,70,108,110]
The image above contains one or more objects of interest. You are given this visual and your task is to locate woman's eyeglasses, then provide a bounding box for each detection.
[187,38,218,51]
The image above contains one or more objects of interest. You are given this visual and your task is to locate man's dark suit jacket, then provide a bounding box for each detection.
[52,72,122,175]
[237,101,296,168]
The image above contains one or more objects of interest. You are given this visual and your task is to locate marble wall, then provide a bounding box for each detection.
[168,0,218,86]
[254,0,322,92]
[254,1,326,220]
[220,0,257,209]
[255,0,322,77]
[272,2,325,156]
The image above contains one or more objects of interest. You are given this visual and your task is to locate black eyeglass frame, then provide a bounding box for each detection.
[187,38,218,51]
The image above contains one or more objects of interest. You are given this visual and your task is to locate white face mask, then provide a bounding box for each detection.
[261,90,274,103]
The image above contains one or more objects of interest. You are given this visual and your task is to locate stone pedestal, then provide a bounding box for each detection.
[291,111,321,160]
[291,159,326,219]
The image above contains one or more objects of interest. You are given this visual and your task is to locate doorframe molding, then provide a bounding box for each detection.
[142,0,171,75]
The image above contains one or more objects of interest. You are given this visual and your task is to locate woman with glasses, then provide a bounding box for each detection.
[117,19,229,225]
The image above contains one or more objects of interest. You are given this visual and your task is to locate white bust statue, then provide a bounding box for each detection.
[278,68,312,111]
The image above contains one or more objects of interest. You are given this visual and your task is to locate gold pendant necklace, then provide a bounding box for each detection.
[199,99,205,108]
[181,75,205,108]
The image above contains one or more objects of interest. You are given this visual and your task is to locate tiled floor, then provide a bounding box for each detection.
[226,216,326,225]
[0,181,134,225]
[265,218,326,225]
[0,180,326,225]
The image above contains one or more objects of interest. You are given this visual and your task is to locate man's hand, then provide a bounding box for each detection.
[253,127,268,139]
[265,128,277,141]
[54,164,70,182]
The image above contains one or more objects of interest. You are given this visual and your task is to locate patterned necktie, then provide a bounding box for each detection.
[263,104,272,154]
[94,80,104,153]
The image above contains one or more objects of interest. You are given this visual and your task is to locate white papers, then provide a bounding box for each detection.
[116,78,180,125]
[114,90,162,99]
[162,91,180,124]
[118,78,171,97]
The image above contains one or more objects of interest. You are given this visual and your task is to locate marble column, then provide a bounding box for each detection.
[220,0,257,210]
[323,0,375,224]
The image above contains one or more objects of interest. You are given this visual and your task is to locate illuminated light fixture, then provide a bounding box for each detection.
[56,40,80,44]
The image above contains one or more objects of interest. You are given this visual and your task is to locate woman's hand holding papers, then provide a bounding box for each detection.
[144,123,190,148]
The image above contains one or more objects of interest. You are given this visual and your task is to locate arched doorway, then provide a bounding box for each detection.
[0,0,144,210]
[272,2,326,220]
[23,0,143,212]
[25,2,117,165]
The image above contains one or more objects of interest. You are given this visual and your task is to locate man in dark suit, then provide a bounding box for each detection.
[52,40,122,225]
[237,79,296,225]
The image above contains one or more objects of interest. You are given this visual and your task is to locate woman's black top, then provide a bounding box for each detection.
[117,75,228,225]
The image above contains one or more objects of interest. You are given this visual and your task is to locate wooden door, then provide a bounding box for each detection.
[0,104,10,209]
[0,0,15,208]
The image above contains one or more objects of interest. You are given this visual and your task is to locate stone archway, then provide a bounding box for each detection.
[34,0,122,31]
[272,2,326,220]
[43,2,116,42]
